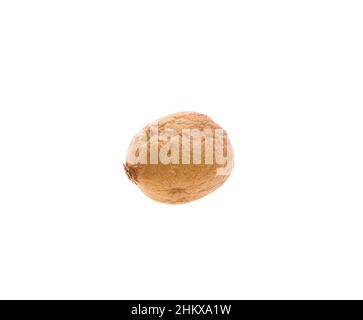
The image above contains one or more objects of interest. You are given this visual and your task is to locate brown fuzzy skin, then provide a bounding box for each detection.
[124,112,234,204]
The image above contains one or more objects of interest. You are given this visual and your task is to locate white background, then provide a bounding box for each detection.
[0,1,362,300]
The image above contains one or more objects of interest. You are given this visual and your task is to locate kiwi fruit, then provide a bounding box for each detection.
[124,112,234,204]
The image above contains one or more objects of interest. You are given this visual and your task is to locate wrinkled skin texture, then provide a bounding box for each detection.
[125,112,234,204]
